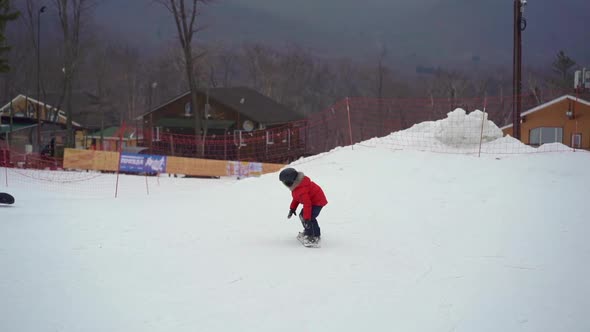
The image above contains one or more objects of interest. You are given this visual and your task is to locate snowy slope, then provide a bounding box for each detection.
[1,110,589,332]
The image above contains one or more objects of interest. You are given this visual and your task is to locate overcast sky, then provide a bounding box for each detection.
[54,0,590,69]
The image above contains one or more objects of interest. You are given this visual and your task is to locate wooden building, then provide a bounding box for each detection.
[84,126,142,152]
[0,95,83,158]
[501,95,590,149]
[138,87,305,162]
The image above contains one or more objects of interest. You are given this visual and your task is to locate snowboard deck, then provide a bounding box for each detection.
[0,193,15,205]
[297,232,321,248]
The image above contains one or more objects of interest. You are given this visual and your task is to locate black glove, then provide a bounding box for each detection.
[287,209,297,219]
[302,220,311,229]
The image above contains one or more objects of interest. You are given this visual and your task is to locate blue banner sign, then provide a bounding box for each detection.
[119,153,167,174]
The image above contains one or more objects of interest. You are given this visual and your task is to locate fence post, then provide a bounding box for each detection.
[478,96,488,158]
[114,122,126,198]
[573,92,579,152]
[5,138,10,186]
[170,135,175,156]
[145,173,150,195]
[1,150,6,187]
[346,97,354,150]
[115,151,122,198]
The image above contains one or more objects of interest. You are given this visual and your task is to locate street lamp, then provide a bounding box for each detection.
[36,5,47,153]
[513,0,527,140]
[146,82,157,146]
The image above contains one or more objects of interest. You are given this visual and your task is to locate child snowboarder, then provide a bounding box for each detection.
[279,167,327,247]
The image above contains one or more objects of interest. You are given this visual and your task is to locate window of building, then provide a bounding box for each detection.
[572,133,582,148]
[184,102,192,117]
[233,130,246,147]
[266,131,274,145]
[529,127,563,146]
[153,127,162,141]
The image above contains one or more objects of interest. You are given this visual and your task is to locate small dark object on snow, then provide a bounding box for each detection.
[0,193,15,205]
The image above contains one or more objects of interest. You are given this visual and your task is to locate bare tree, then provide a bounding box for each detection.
[551,50,576,89]
[375,44,388,100]
[275,45,314,111]
[524,67,550,105]
[91,44,108,145]
[1,19,27,100]
[116,45,142,123]
[217,46,237,88]
[242,43,280,96]
[54,0,93,147]
[13,0,67,122]
[426,69,471,118]
[199,44,239,88]
[156,0,211,155]
[0,0,20,73]
[145,46,187,106]
[22,0,38,52]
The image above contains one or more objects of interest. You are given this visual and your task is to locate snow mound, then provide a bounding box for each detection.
[483,135,521,145]
[479,135,537,153]
[362,108,509,153]
[405,108,503,146]
[436,109,503,146]
[358,108,580,155]
[537,142,574,152]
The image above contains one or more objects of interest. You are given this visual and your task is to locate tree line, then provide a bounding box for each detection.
[0,0,584,148]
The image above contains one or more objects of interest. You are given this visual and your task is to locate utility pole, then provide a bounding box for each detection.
[513,0,527,140]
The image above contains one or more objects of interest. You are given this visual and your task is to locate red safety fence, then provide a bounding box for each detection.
[0,91,590,199]
[1,88,586,194]
[144,88,582,162]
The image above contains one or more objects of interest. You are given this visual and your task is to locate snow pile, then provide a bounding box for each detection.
[400,108,502,146]
[478,135,537,154]
[537,142,575,152]
[403,108,503,143]
[361,108,504,153]
[362,108,573,154]
[482,135,526,147]
[434,109,503,146]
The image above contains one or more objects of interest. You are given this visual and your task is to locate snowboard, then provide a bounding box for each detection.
[297,232,321,248]
[0,193,15,205]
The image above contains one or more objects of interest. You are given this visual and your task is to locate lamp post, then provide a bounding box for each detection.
[513,0,527,140]
[148,81,158,110]
[147,82,157,148]
[36,5,47,152]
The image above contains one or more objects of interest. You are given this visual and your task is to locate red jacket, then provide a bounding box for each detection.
[289,175,328,220]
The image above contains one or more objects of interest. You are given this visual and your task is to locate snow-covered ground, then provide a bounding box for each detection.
[1,109,589,332]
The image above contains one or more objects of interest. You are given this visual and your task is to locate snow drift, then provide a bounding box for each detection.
[362,108,573,154]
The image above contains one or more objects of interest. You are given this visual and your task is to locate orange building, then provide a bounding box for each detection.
[501,95,590,149]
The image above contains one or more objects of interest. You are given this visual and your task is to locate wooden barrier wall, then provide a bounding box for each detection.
[63,149,285,177]
[63,149,120,171]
